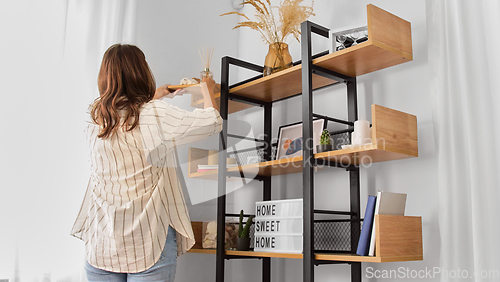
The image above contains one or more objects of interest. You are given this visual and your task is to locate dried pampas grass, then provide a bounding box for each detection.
[221,0,314,45]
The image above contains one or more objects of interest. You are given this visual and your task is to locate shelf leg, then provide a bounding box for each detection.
[347,79,358,124]
[301,20,315,282]
[349,169,361,252]
[263,104,272,163]
[262,176,271,282]
[351,262,362,282]
[347,75,362,282]
[216,56,230,282]
[262,257,271,282]
[262,104,272,282]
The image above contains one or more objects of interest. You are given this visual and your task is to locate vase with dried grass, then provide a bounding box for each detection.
[221,0,314,76]
[264,42,292,76]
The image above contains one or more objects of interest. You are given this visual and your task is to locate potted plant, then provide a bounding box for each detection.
[317,129,333,153]
[237,209,254,251]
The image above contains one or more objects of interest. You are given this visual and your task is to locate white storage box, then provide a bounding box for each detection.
[255,198,303,218]
[254,233,303,253]
[254,217,303,234]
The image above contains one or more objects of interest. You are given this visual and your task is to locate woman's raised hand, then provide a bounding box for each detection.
[202,76,216,94]
[200,76,218,110]
[153,84,185,100]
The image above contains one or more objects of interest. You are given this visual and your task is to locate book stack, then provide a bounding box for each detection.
[253,199,303,254]
[197,157,238,172]
[197,164,238,172]
[356,191,407,256]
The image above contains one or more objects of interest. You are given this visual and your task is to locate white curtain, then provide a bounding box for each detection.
[0,1,137,281]
[427,0,500,281]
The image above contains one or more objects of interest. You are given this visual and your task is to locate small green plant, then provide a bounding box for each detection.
[319,129,332,145]
[238,210,254,238]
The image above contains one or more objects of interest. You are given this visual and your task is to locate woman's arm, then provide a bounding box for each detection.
[153,85,185,100]
[201,77,219,111]
[153,84,172,100]
[153,77,217,109]
[141,99,223,151]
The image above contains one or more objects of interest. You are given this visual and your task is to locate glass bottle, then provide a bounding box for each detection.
[200,68,213,81]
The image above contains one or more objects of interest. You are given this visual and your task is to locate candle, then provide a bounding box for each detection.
[353,120,371,146]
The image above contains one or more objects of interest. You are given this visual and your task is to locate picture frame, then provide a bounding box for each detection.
[275,119,327,160]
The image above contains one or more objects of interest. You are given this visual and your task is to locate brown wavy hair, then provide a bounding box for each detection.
[90,44,156,139]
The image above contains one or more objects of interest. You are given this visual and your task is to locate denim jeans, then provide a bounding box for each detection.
[85,226,177,282]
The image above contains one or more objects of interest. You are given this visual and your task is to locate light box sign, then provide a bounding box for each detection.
[254,199,303,253]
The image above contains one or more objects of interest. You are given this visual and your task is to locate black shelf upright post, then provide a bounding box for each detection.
[302,20,362,282]
[262,103,272,282]
[216,56,230,282]
[347,78,362,282]
[301,20,330,282]
[301,20,315,282]
[216,56,269,282]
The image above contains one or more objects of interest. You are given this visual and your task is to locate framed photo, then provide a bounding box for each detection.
[275,119,326,160]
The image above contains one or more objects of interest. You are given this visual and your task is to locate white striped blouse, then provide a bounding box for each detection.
[70,99,222,273]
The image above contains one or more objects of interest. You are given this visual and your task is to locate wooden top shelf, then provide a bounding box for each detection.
[187,248,422,263]
[191,5,412,114]
[229,63,336,103]
[228,37,411,105]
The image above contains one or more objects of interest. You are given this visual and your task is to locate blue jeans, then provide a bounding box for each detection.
[85,226,177,282]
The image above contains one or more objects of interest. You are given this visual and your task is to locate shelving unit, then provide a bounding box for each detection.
[187,5,422,282]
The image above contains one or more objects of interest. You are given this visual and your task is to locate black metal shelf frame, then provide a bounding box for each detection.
[216,20,362,282]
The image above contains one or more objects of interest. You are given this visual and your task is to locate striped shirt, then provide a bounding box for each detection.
[70,99,222,273]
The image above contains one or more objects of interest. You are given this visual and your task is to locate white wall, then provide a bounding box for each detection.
[0,1,82,281]
[231,0,439,282]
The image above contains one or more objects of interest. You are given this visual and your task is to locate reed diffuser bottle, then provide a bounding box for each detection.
[199,47,214,80]
[201,68,213,80]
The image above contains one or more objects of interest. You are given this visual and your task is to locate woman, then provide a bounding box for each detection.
[70,44,222,281]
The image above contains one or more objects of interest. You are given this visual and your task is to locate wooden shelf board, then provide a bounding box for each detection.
[187,249,422,263]
[227,250,304,259]
[186,248,216,254]
[191,92,255,114]
[227,40,411,108]
[168,84,199,90]
[313,41,412,78]
[191,44,411,115]
[315,144,417,165]
[188,144,417,180]
[229,64,337,103]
